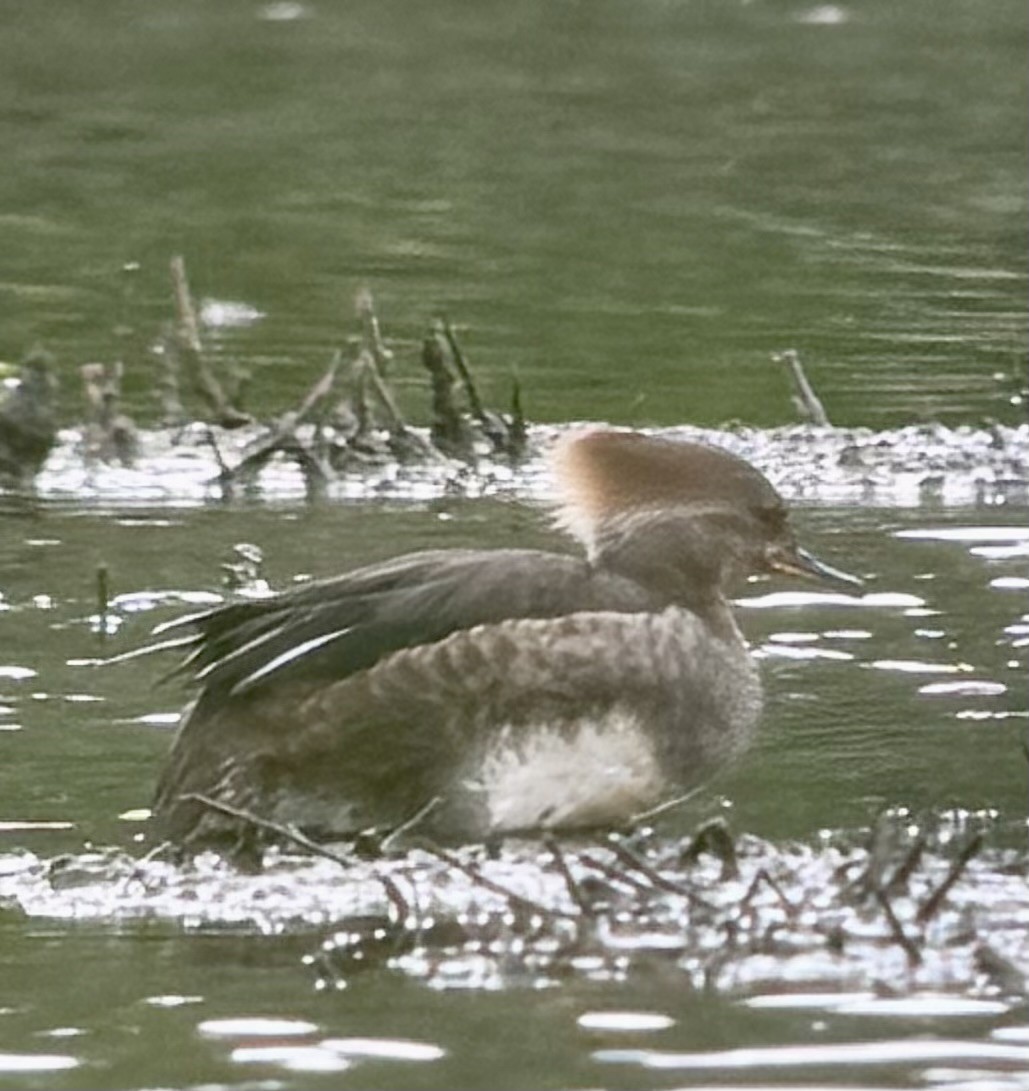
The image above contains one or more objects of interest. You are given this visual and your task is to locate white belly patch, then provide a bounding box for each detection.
[471,708,666,834]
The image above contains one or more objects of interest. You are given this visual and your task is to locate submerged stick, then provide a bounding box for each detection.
[356,348,407,434]
[508,375,527,456]
[883,834,927,896]
[577,850,655,898]
[155,324,186,426]
[295,350,342,424]
[170,256,203,357]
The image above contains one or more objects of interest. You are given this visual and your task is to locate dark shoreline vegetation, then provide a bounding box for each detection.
[1,256,529,499]
[3,255,1025,507]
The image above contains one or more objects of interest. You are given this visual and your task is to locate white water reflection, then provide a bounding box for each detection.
[31,422,1029,507]
[0,1052,80,1073]
[594,1038,1029,1070]
[896,528,1029,543]
[198,1017,319,1038]
[743,992,1010,1017]
[578,1011,675,1032]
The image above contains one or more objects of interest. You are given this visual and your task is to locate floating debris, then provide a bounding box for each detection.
[1,812,1025,1000]
[3,257,526,500]
[30,418,1029,508]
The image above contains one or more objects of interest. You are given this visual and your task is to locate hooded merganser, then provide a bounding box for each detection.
[149,429,859,853]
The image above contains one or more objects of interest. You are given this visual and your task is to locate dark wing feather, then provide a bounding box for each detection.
[159,548,655,705]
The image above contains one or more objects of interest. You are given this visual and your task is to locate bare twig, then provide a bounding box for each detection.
[873,886,922,966]
[544,837,594,917]
[443,319,512,452]
[883,834,927,896]
[772,349,831,426]
[739,868,797,918]
[916,834,983,925]
[356,288,394,376]
[183,792,410,920]
[170,256,250,428]
[443,319,489,424]
[183,793,351,865]
[201,425,232,479]
[577,851,655,898]
[415,841,572,921]
[630,787,701,826]
[295,350,343,424]
[351,343,438,462]
[507,375,527,456]
[80,362,138,466]
[170,256,203,355]
[379,796,443,854]
[607,835,714,911]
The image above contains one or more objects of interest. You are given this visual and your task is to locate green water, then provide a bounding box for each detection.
[1,0,1025,429]
[1,0,1027,1087]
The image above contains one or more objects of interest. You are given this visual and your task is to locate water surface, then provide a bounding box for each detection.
[1,0,1027,1087]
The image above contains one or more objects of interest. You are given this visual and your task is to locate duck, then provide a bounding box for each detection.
[145,429,860,855]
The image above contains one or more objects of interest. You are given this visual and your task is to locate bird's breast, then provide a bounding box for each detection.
[468,705,667,833]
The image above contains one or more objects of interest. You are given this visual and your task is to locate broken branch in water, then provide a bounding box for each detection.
[738,867,798,918]
[873,886,922,967]
[544,836,595,917]
[772,349,831,426]
[606,833,714,911]
[356,287,394,376]
[422,326,472,457]
[916,833,983,924]
[443,319,523,458]
[8,262,532,494]
[413,840,572,922]
[169,256,251,428]
[183,791,410,919]
[183,792,353,866]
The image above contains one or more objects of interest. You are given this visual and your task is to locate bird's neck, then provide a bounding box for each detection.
[586,509,745,644]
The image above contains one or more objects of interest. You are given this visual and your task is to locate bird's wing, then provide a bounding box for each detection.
[147,548,652,702]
